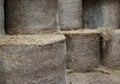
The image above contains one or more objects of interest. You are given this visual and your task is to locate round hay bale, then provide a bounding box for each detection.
[103,30,120,70]
[84,0,120,29]
[61,29,101,72]
[5,0,57,34]
[0,34,66,84]
[58,0,83,30]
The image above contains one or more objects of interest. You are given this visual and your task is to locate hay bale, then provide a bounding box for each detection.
[5,0,57,34]
[84,0,120,29]
[0,0,4,34]
[58,0,83,30]
[103,30,120,70]
[61,29,101,72]
[98,28,114,59]
[0,34,66,84]
[67,66,120,84]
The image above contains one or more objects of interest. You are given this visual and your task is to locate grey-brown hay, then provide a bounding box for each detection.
[58,0,83,30]
[67,66,120,84]
[84,0,120,29]
[102,29,120,70]
[0,34,66,84]
[62,29,101,72]
[0,0,4,34]
[5,0,57,34]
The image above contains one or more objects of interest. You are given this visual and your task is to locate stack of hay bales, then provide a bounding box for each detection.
[58,0,101,72]
[58,0,120,73]
[83,0,120,71]
[1,0,67,84]
[0,0,119,83]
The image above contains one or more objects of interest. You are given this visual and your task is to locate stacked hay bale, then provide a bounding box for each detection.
[101,29,120,70]
[0,0,4,34]
[5,0,57,34]
[60,29,101,72]
[58,0,83,30]
[0,35,66,84]
[84,0,120,29]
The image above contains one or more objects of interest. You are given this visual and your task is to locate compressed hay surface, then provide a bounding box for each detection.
[0,34,66,84]
[84,0,120,29]
[5,0,57,34]
[58,0,83,30]
[63,29,100,72]
[103,30,120,70]
[67,66,120,84]
[0,0,4,34]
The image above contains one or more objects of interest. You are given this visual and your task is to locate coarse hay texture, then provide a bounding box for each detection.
[0,34,65,46]
[5,0,57,34]
[67,66,120,84]
[0,35,66,84]
[58,0,83,30]
[62,29,101,72]
[103,29,120,70]
[84,0,120,29]
[0,0,4,34]
[97,28,115,67]
[97,27,115,41]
